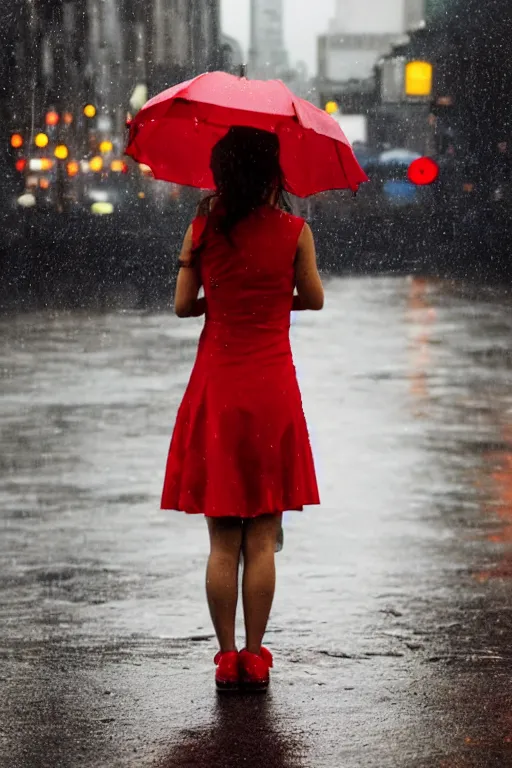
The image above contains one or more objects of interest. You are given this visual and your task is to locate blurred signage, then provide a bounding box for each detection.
[405,61,433,97]
[381,56,405,103]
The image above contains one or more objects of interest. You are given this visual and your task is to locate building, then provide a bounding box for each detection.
[425,0,452,20]
[317,0,425,111]
[221,34,244,74]
[7,1,222,136]
[249,0,289,80]
[3,0,222,209]
[146,0,221,94]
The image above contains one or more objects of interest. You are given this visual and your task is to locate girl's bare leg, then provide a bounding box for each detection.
[205,517,243,653]
[241,514,282,655]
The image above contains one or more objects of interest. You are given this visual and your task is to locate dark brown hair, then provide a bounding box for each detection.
[196,126,290,248]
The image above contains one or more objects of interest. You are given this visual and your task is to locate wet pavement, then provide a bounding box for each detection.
[1,275,512,768]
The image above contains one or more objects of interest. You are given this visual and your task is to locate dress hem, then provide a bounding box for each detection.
[160,501,320,518]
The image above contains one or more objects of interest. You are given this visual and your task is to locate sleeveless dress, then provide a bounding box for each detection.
[161,204,320,518]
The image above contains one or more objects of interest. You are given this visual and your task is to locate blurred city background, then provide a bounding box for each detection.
[1,0,511,308]
[3,5,512,765]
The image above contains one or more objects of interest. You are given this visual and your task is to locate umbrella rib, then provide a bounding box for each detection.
[276,79,300,123]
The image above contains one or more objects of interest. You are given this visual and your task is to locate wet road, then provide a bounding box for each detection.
[1,276,512,768]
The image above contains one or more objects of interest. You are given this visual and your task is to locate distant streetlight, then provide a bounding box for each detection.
[84,104,97,118]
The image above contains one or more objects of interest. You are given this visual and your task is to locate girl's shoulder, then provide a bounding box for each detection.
[267,206,306,237]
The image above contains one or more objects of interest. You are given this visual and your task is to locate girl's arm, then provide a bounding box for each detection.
[174,225,205,318]
[293,223,324,311]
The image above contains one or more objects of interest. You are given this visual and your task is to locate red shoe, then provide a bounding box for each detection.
[214,650,239,691]
[238,646,273,692]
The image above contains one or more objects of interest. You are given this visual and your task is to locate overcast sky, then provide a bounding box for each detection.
[220,0,336,75]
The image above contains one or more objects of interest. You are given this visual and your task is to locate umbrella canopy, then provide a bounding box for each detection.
[125,71,368,198]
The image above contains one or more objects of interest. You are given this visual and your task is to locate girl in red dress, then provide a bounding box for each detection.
[161,126,324,691]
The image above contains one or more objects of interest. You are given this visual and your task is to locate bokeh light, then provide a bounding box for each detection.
[89,155,103,172]
[45,111,59,126]
[54,144,69,160]
[408,157,439,185]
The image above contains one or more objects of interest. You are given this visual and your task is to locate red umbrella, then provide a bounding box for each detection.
[125,71,368,197]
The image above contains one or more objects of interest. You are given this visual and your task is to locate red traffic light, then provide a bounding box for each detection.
[15,158,26,172]
[408,157,439,185]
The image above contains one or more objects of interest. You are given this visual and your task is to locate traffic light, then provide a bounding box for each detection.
[408,157,439,185]
[405,61,433,98]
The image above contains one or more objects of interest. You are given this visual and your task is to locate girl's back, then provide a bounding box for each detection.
[194,204,305,329]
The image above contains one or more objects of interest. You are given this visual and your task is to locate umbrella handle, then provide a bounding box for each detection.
[239,64,247,79]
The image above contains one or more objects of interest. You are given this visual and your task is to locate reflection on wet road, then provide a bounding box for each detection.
[1,276,512,767]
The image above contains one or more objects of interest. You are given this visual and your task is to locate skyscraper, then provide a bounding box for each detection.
[319,0,425,91]
[249,0,289,80]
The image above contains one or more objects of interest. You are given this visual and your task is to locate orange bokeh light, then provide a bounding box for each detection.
[45,111,59,126]
[66,161,79,177]
[111,160,128,173]
[11,133,23,149]
[89,155,103,172]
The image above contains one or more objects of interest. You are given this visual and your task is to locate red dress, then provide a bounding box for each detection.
[161,204,320,518]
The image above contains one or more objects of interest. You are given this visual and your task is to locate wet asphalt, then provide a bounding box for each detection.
[1,276,512,768]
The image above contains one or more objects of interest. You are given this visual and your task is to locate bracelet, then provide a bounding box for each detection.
[178,259,196,269]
